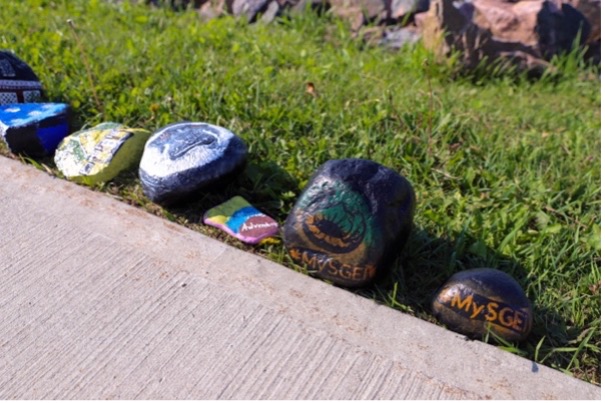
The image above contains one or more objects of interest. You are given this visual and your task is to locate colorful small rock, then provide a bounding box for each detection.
[283,158,416,288]
[54,122,151,185]
[139,122,247,205]
[0,51,43,104]
[432,268,533,342]
[203,196,279,244]
[0,103,70,157]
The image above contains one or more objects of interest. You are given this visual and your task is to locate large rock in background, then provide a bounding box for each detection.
[141,0,600,68]
[139,122,247,205]
[283,159,415,288]
[0,51,44,105]
[54,122,151,185]
[415,0,596,73]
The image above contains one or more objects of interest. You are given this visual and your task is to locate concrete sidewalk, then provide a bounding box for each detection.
[0,156,600,399]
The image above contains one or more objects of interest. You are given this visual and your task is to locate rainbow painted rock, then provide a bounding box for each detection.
[203,196,279,244]
[54,122,151,185]
[0,103,70,157]
[139,122,247,205]
[0,51,43,104]
[432,268,533,342]
[283,158,415,288]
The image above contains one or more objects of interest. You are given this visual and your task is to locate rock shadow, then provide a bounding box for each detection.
[157,159,298,230]
[355,225,576,367]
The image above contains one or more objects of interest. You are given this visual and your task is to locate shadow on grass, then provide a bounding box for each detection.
[353,225,577,372]
[160,159,297,217]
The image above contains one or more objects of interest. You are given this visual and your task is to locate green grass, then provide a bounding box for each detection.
[1,0,600,384]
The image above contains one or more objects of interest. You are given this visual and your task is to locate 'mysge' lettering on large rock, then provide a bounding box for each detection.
[432,268,533,342]
[283,158,415,288]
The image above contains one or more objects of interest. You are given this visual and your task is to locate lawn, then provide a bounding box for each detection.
[1,0,600,384]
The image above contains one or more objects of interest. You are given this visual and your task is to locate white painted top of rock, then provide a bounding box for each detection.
[139,122,239,177]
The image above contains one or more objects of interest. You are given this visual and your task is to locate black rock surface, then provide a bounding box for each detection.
[0,51,43,104]
[283,158,416,288]
[432,268,533,342]
[139,122,247,205]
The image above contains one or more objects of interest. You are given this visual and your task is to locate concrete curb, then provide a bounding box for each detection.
[0,156,600,399]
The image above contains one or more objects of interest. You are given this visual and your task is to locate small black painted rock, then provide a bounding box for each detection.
[283,158,416,288]
[0,103,70,157]
[139,122,247,205]
[432,268,533,342]
[0,51,43,104]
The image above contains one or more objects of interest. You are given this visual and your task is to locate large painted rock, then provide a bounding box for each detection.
[283,158,416,288]
[203,196,279,244]
[0,51,43,104]
[0,103,69,157]
[54,122,150,185]
[432,268,533,342]
[139,122,247,205]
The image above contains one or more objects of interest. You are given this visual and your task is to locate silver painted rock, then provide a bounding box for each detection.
[139,122,247,205]
[54,122,150,185]
[283,158,415,288]
[0,103,69,157]
[0,51,43,104]
[432,268,533,342]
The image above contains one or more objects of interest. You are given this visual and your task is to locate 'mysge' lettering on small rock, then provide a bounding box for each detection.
[431,268,533,342]
[289,247,376,284]
[441,290,530,334]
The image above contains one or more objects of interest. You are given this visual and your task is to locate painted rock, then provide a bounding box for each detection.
[0,51,43,104]
[139,122,247,205]
[283,158,415,288]
[432,268,533,342]
[203,196,279,244]
[0,103,69,157]
[54,122,150,185]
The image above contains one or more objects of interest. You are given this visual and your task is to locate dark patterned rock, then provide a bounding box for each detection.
[0,103,70,157]
[283,158,415,288]
[139,122,247,205]
[432,268,533,342]
[0,51,43,104]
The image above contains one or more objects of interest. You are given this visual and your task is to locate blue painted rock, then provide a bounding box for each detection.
[139,122,247,204]
[54,122,151,186]
[432,268,533,342]
[283,158,416,288]
[203,196,279,244]
[0,51,43,104]
[0,103,70,157]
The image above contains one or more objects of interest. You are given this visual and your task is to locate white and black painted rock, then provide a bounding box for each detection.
[432,268,533,342]
[139,122,247,204]
[0,103,70,157]
[0,51,43,104]
[283,158,416,288]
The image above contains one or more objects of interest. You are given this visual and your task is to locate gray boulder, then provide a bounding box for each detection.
[415,0,593,73]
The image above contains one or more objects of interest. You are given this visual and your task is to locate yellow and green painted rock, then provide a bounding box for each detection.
[54,122,150,186]
[432,268,533,342]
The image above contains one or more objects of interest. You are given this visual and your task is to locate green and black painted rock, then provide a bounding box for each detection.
[283,158,415,288]
[432,268,533,342]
